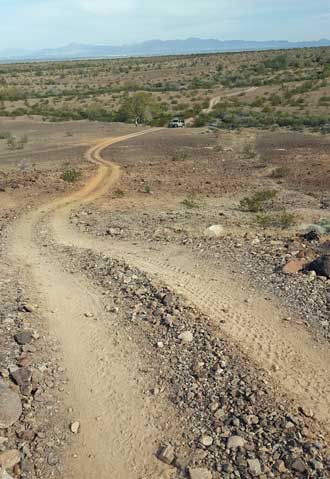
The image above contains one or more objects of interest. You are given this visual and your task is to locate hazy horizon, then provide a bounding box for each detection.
[1,0,329,51]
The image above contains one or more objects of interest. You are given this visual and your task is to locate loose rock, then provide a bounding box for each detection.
[0,381,22,428]
[188,467,212,479]
[247,458,262,476]
[227,435,246,450]
[14,330,33,345]
[0,450,20,470]
[157,444,175,465]
[178,331,194,343]
[70,421,80,434]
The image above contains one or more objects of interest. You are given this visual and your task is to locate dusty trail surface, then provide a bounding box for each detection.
[8,129,175,479]
[50,131,330,430]
[8,128,330,477]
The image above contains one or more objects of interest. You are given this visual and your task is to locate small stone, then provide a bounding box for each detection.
[174,456,189,472]
[157,445,175,465]
[10,367,32,387]
[292,458,307,473]
[247,459,262,476]
[275,460,287,473]
[188,467,212,479]
[0,450,20,470]
[178,331,194,343]
[299,406,314,418]
[227,435,246,450]
[0,382,22,428]
[70,421,80,434]
[47,452,59,466]
[14,331,33,345]
[200,435,213,447]
[310,459,324,471]
[282,259,306,274]
[214,408,225,420]
[20,303,34,313]
[162,293,174,307]
[205,225,224,238]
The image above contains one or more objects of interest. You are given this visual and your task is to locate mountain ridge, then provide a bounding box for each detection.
[1,37,330,62]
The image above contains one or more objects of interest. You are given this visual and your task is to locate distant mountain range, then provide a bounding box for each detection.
[1,38,330,62]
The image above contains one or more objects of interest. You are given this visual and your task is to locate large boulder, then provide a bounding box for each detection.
[308,255,330,278]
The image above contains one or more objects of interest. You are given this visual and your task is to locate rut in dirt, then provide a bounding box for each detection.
[7,130,174,479]
[44,131,330,433]
[7,129,330,478]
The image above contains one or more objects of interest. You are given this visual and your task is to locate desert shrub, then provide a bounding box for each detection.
[194,113,209,127]
[172,150,190,161]
[270,166,289,178]
[143,184,152,194]
[243,143,256,159]
[181,195,200,209]
[240,190,277,212]
[113,188,125,198]
[7,134,28,150]
[256,210,295,229]
[0,132,10,140]
[61,166,81,182]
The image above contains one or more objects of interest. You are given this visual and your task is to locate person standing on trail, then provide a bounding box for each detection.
[135,118,138,127]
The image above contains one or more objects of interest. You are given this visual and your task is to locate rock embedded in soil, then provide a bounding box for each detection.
[188,467,213,479]
[157,444,175,465]
[200,434,213,447]
[0,381,22,428]
[247,458,262,476]
[10,367,32,388]
[70,421,80,434]
[282,259,307,274]
[178,331,194,343]
[0,450,20,470]
[291,457,307,473]
[227,435,246,450]
[205,224,224,238]
[14,330,33,345]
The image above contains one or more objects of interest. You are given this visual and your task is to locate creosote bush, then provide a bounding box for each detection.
[181,195,201,209]
[256,210,296,229]
[240,190,277,213]
[61,166,82,183]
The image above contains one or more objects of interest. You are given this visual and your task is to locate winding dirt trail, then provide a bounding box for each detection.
[8,129,178,479]
[7,127,330,477]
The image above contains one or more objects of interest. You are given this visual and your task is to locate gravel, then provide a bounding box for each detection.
[50,242,330,478]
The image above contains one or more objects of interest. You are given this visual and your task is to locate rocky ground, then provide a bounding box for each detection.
[2,125,330,478]
[0,169,95,479]
[41,236,330,478]
[71,194,330,344]
[0,219,69,479]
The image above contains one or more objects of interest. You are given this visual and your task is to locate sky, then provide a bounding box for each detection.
[0,0,330,51]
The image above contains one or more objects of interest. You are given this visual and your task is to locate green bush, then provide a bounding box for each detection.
[61,166,82,183]
[0,132,10,140]
[256,210,295,229]
[240,190,277,212]
[143,184,152,194]
[181,195,200,209]
[270,166,289,178]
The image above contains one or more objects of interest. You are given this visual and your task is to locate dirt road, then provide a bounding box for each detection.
[7,129,330,476]
[8,129,177,479]
[203,87,258,114]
